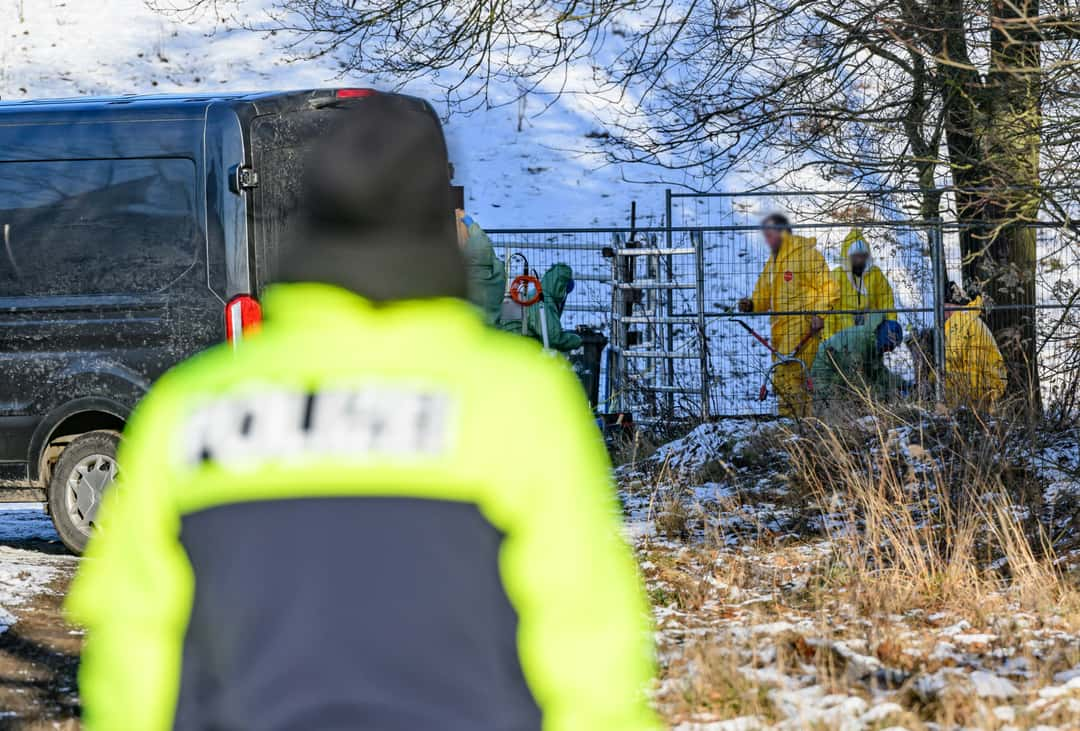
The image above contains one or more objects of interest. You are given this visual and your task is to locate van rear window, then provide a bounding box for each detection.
[251,110,338,289]
[0,158,199,297]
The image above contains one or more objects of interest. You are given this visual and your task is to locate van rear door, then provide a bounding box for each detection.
[249,109,338,292]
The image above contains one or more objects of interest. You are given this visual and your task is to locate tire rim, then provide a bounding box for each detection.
[65,453,117,536]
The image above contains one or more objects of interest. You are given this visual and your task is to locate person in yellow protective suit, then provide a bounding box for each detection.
[944,283,1007,406]
[824,228,897,339]
[739,213,838,417]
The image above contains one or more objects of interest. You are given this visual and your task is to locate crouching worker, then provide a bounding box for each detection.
[944,282,1007,407]
[810,316,905,408]
[499,262,584,352]
[66,97,659,731]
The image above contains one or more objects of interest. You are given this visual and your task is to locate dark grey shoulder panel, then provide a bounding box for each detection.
[175,497,541,731]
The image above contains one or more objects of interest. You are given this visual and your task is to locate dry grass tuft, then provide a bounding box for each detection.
[780,401,1080,622]
[661,639,777,723]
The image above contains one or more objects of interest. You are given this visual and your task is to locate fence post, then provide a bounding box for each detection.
[610,232,625,413]
[930,221,947,403]
[664,190,676,416]
[692,229,711,420]
[603,233,616,412]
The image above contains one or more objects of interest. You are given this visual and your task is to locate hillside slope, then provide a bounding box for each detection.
[0,0,678,227]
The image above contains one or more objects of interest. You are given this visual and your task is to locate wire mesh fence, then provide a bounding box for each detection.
[486,229,615,328]
[486,189,1080,422]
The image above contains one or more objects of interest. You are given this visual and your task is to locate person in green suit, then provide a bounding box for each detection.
[499,262,583,352]
[456,209,506,325]
[810,314,905,406]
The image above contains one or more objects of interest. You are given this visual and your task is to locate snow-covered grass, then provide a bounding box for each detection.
[623,410,1080,729]
[642,539,1080,730]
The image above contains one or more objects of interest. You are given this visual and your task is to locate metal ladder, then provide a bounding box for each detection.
[608,230,711,420]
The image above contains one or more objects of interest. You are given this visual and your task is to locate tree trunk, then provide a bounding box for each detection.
[930,0,987,269]
[928,0,1042,407]
[978,0,1042,407]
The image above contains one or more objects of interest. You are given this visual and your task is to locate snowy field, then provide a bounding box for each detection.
[0,0,689,228]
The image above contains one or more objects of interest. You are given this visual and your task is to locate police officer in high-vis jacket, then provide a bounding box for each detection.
[67,95,659,731]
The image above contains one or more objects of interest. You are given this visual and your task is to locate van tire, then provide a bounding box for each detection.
[47,431,120,555]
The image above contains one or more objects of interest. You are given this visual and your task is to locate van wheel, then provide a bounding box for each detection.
[47,431,119,554]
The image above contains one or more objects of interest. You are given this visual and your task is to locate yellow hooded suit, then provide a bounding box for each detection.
[944,295,1007,405]
[824,228,896,339]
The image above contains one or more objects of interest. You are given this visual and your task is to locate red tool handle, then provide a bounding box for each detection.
[791,329,818,357]
[734,319,778,355]
[738,318,817,359]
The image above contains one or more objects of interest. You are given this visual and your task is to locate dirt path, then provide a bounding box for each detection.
[0,507,80,730]
[0,571,80,730]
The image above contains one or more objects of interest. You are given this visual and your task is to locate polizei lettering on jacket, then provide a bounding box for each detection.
[184,385,452,469]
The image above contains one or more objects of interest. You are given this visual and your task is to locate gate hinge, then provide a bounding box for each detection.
[237,166,260,189]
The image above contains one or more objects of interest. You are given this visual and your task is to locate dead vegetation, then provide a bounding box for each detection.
[783,407,1080,622]
[626,406,1080,729]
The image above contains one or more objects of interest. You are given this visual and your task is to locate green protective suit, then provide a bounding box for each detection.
[809,314,902,405]
[500,263,583,352]
[462,220,507,325]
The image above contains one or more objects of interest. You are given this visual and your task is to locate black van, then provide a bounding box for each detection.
[0,89,437,552]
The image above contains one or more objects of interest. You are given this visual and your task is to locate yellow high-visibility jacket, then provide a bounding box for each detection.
[66,283,659,731]
[824,229,897,339]
[750,233,838,362]
[944,295,1007,404]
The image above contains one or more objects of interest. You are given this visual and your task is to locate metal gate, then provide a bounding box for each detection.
[608,231,710,420]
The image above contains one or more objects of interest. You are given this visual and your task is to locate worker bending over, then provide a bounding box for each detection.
[810,315,905,407]
[944,282,1007,406]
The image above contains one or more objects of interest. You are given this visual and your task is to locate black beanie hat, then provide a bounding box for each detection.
[945,281,970,306]
[278,93,467,302]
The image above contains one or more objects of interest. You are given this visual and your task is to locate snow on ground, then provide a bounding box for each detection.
[643,421,757,481]
[625,415,1080,729]
[643,533,1080,730]
[0,504,73,634]
[0,504,57,545]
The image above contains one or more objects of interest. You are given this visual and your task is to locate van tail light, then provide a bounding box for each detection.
[336,88,377,99]
[225,295,262,347]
